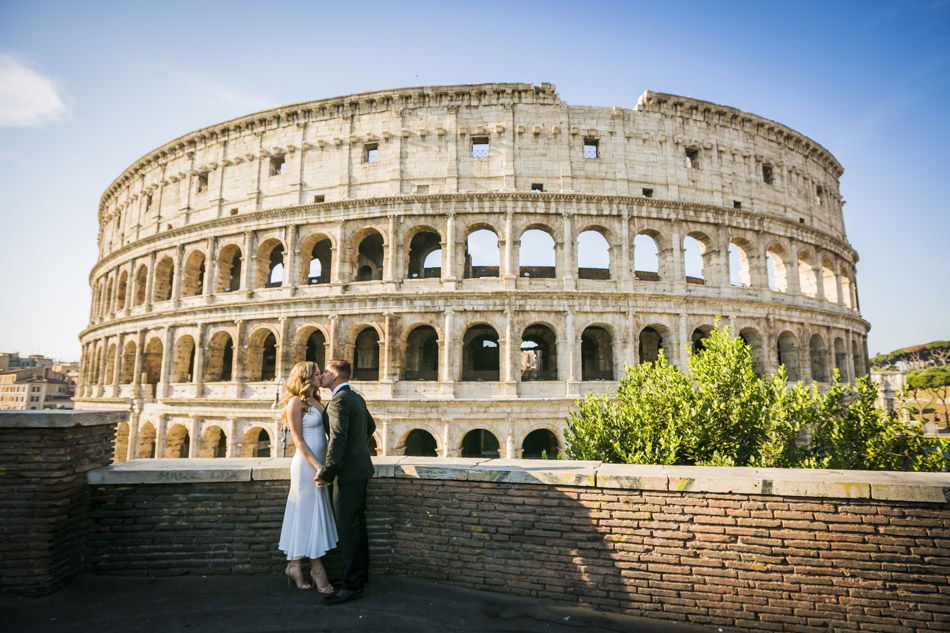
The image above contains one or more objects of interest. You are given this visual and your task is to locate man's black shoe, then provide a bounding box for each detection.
[322,588,363,606]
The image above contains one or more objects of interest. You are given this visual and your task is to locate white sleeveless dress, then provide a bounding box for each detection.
[278,405,338,560]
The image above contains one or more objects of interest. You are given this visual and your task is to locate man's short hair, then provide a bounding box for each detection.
[326,359,351,381]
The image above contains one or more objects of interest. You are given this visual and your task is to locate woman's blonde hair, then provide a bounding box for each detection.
[279,361,321,426]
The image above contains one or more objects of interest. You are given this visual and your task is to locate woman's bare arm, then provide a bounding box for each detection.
[286,397,322,472]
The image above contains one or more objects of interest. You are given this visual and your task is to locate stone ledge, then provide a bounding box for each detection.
[85,458,950,503]
[0,410,126,429]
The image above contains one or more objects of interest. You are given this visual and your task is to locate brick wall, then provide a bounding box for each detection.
[84,458,949,632]
[0,411,124,595]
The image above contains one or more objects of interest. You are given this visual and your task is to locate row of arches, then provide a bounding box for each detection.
[115,421,559,462]
[90,221,859,321]
[83,320,867,392]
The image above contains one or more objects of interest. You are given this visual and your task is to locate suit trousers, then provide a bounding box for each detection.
[332,479,369,590]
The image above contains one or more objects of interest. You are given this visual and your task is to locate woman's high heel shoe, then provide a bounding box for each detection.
[310,563,336,595]
[285,562,313,590]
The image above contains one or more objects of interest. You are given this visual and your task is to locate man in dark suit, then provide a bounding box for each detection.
[315,359,376,605]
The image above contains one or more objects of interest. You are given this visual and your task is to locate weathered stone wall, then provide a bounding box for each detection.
[77,82,870,466]
[86,458,950,632]
[0,411,124,595]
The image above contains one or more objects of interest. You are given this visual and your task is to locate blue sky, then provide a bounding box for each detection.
[0,0,947,361]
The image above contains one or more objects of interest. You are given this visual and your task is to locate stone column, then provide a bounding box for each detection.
[440,308,456,394]
[677,312,688,371]
[132,330,146,390]
[381,313,394,383]
[145,251,157,308]
[277,317,290,379]
[155,414,167,459]
[241,230,254,293]
[111,335,123,391]
[565,309,579,397]
[226,417,239,457]
[561,211,575,290]
[501,308,517,393]
[188,415,200,458]
[670,222,685,293]
[327,315,339,360]
[787,243,801,295]
[204,236,217,297]
[383,214,397,283]
[159,327,173,399]
[443,210,457,283]
[502,211,516,287]
[171,244,184,305]
[193,323,206,394]
[284,224,298,294]
[620,207,632,283]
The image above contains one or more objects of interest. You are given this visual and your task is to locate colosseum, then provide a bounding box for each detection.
[77,82,869,462]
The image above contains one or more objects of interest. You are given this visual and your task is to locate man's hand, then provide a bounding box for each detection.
[314,474,327,488]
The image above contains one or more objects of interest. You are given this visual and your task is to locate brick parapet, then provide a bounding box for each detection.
[85,458,949,632]
[0,411,124,595]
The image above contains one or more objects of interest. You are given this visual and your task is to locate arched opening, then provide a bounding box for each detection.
[104,278,114,315]
[116,270,129,309]
[205,332,234,382]
[119,340,136,384]
[520,324,558,381]
[852,337,865,378]
[404,325,439,380]
[810,334,829,382]
[464,228,499,278]
[462,325,500,381]
[114,422,130,463]
[200,425,228,458]
[581,326,613,381]
[104,344,117,385]
[638,326,666,364]
[766,244,788,292]
[777,331,801,382]
[798,252,818,297]
[305,329,326,367]
[634,232,660,281]
[355,232,384,281]
[522,429,559,459]
[739,328,766,376]
[216,245,243,293]
[518,228,556,278]
[729,240,751,287]
[403,429,438,457]
[255,240,285,289]
[577,230,610,280]
[165,424,190,458]
[407,230,442,279]
[171,335,196,382]
[822,260,837,303]
[247,329,278,382]
[841,274,854,309]
[135,422,156,458]
[460,429,500,458]
[133,265,148,306]
[153,256,174,302]
[182,251,206,296]
[241,427,271,457]
[683,234,707,284]
[306,238,332,284]
[353,327,380,381]
[143,338,163,386]
[834,337,849,381]
[691,326,713,354]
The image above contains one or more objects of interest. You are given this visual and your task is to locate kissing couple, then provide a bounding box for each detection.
[276,359,376,605]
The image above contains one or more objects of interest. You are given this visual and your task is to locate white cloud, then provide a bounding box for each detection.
[0,54,69,128]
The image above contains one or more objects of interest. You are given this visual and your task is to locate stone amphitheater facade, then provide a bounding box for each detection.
[76,82,870,463]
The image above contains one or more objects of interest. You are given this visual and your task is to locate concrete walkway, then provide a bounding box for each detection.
[3,574,716,633]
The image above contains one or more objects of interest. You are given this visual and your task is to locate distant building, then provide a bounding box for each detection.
[0,352,55,372]
[0,366,76,410]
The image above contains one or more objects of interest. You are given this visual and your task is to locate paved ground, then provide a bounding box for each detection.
[3,575,717,633]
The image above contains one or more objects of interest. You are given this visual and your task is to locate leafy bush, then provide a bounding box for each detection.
[565,324,948,472]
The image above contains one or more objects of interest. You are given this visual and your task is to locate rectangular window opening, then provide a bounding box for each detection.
[762,164,774,185]
[684,148,700,169]
[313,195,325,203]
[145,194,153,211]
[531,183,544,192]
[583,138,599,159]
[230,208,239,215]
[733,200,742,209]
[416,184,429,194]
[816,185,824,206]
[641,188,653,198]
[269,154,285,176]
[196,172,209,193]
[471,137,490,158]
[363,142,379,163]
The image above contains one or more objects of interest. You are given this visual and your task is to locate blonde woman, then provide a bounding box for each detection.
[277,361,338,592]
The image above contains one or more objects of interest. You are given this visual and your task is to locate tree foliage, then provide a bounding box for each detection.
[566,324,948,471]
[870,340,950,370]
[907,366,950,423]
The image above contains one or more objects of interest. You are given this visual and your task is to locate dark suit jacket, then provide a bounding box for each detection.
[318,385,376,484]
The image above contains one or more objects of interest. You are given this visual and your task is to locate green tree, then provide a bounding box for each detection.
[565,323,948,472]
[907,366,950,423]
